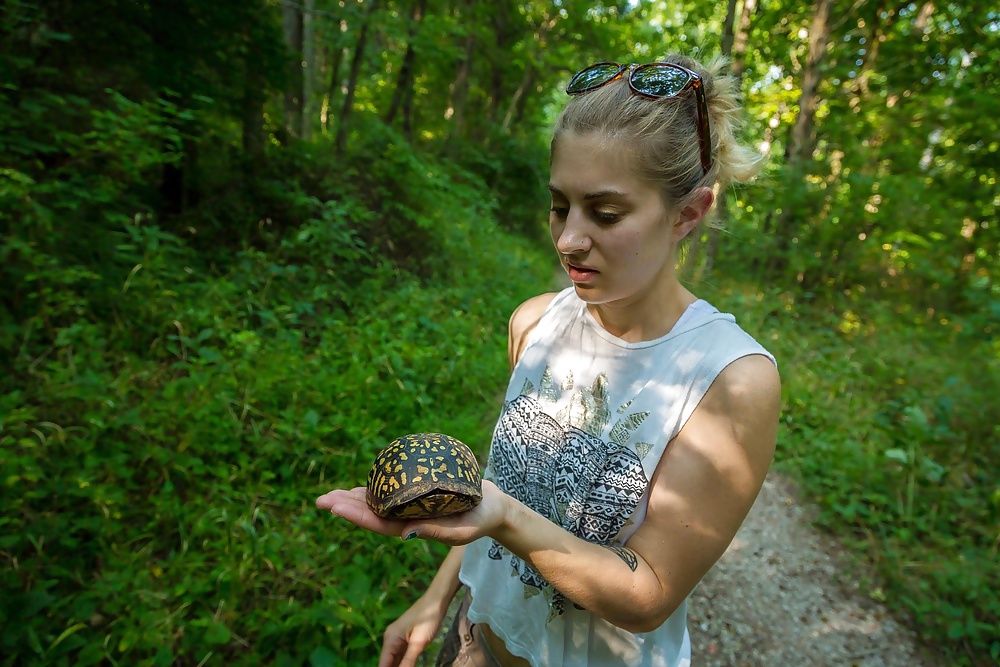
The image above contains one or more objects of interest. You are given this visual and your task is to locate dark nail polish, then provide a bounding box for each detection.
[403,531,418,541]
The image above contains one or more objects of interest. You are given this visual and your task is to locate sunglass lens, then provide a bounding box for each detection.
[567,63,624,94]
[630,65,691,97]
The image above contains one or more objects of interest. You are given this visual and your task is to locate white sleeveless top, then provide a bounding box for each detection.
[459,288,775,666]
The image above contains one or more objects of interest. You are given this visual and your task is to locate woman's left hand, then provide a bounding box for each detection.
[316,479,509,546]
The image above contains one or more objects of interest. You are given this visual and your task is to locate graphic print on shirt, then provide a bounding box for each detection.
[486,367,652,620]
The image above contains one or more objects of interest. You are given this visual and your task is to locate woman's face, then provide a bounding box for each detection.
[548,132,681,308]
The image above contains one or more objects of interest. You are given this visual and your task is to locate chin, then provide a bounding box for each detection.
[571,283,617,305]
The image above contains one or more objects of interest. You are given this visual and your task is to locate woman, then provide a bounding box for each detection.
[317,54,781,667]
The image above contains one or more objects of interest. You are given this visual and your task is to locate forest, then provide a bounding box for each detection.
[1,0,997,665]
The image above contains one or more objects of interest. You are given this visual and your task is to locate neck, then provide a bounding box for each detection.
[586,278,696,343]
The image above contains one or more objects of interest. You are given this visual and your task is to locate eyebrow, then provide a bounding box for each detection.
[548,185,629,200]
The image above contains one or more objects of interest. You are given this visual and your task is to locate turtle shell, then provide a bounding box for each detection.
[366,433,483,519]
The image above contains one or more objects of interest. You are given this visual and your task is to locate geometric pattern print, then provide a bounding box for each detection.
[486,367,651,620]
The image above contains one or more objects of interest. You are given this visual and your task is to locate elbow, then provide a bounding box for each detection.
[613,599,682,634]
[620,613,674,635]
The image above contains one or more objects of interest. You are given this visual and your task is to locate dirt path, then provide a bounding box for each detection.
[686,471,940,666]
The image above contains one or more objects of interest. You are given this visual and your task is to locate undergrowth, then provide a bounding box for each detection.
[0,126,549,665]
[2,105,997,665]
[696,277,1000,666]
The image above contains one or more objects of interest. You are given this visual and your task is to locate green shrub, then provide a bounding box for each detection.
[701,279,1000,665]
[1,127,550,664]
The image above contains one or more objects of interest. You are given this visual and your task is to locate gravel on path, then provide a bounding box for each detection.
[687,471,942,667]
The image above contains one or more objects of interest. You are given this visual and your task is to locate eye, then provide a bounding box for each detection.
[549,204,569,219]
[592,209,622,224]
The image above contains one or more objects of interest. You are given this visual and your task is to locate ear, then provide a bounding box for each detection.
[673,187,714,241]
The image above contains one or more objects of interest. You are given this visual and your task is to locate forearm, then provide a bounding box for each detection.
[489,498,673,633]
[422,545,466,612]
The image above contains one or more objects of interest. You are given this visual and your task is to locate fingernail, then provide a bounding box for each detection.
[402,531,418,541]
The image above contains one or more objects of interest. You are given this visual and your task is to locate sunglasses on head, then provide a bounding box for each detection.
[566,62,712,175]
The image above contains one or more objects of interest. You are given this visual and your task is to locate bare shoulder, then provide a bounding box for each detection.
[507,292,560,369]
[702,354,781,429]
[679,353,782,477]
[509,293,559,338]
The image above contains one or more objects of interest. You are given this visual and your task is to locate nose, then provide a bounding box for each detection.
[553,210,592,255]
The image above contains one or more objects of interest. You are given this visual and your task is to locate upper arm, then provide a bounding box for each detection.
[507,293,559,371]
[626,353,781,625]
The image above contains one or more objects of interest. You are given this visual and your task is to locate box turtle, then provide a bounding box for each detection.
[366,433,483,519]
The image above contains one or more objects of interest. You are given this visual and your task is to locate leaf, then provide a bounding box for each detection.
[48,622,87,652]
[203,621,231,645]
[13,591,53,620]
[902,406,930,432]
[308,645,337,667]
[335,605,367,627]
[197,347,221,363]
[153,647,174,667]
[884,448,909,464]
[920,458,946,484]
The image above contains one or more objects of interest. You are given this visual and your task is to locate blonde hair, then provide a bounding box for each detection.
[552,54,762,218]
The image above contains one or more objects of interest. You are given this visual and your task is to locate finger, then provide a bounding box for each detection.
[399,504,493,543]
[315,489,353,509]
[315,487,367,509]
[398,638,426,667]
[377,634,407,667]
[328,501,407,536]
[316,488,411,538]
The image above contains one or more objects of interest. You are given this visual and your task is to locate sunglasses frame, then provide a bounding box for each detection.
[566,62,712,175]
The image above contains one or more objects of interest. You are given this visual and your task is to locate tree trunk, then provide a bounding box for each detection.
[242,46,265,164]
[731,0,756,80]
[497,7,561,138]
[697,0,756,279]
[501,67,534,134]
[853,0,888,98]
[384,0,426,129]
[444,24,476,153]
[486,2,513,125]
[914,1,934,30]
[721,0,739,56]
[764,0,833,277]
[282,3,304,138]
[786,0,833,165]
[400,83,417,141]
[240,13,266,162]
[302,0,315,140]
[335,0,379,155]
[323,29,346,134]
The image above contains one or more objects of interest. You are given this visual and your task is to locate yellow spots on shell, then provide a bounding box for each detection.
[366,432,483,518]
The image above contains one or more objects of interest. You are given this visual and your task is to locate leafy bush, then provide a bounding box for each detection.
[1,125,550,664]
[701,279,1000,665]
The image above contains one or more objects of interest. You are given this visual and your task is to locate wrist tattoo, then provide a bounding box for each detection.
[604,545,639,572]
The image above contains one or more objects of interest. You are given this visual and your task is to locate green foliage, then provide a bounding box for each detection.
[3,0,999,664]
[737,0,999,313]
[0,147,548,665]
[447,129,551,242]
[0,88,188,365]
[700,280,1000,666]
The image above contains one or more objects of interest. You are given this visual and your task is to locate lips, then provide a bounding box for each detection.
[566,262,599,283]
